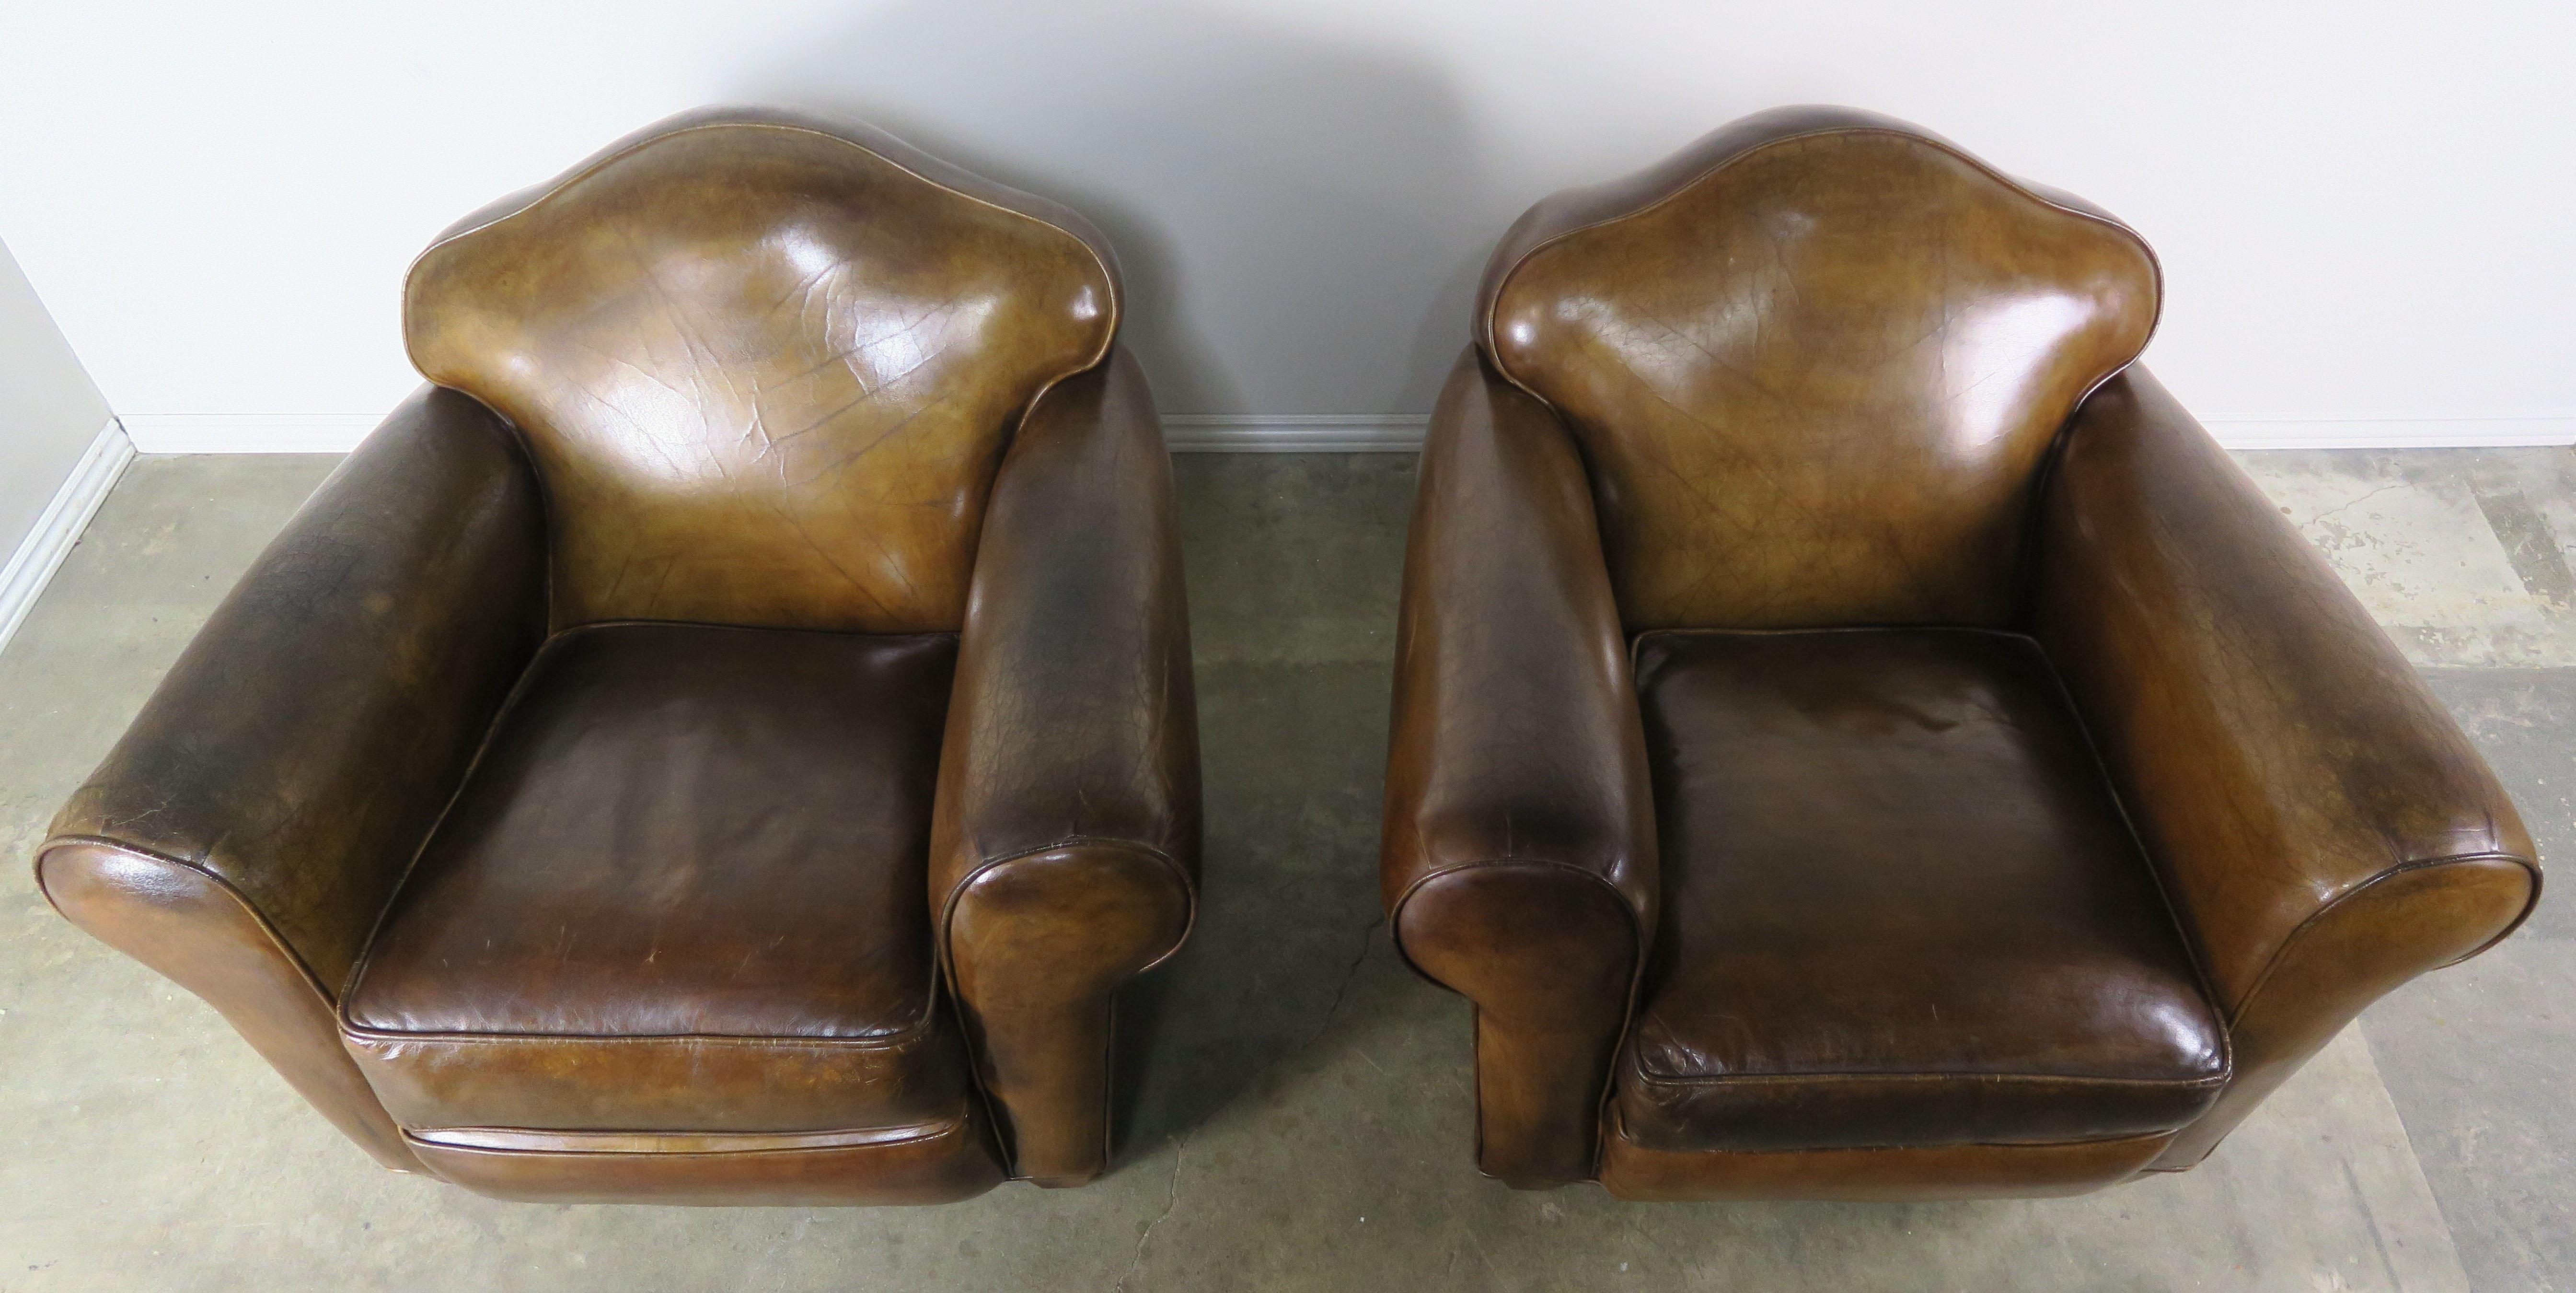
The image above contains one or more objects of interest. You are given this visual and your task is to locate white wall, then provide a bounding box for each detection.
[1,0,2570,446]
[0,241,112,527]
[0,237,125,648]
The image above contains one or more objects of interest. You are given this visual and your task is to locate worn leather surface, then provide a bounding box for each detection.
[1391,106,2536,1198]
[37,390,543,1169]
[1478,105,2159,631]
[346,1023,975,1136]
[929,346,1199,1184]
[1396,865,1639,1188]
[344,623,973,1132]
[46,110,1190,1200]
[408,1112,1003,1205]
[2033,368,2541,1166]
[1598,1114,2170,1202]
[1381,350,1657,1185]
[1621,628,2225,1153]
[35,843,423,1172]
[406,106,1121,635]
[47,387,545,993]
[941,844,1189,1186]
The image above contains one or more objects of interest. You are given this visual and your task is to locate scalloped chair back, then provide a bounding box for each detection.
[404,109,1121,634]
[1477,108,2160,631]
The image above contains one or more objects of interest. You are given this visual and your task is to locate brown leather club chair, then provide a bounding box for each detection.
[1381,106,2541,1201]
[35,108,1199,1205]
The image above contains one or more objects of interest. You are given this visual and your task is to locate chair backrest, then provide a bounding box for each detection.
[406,107,1120,634]
[1478,107,2159,632]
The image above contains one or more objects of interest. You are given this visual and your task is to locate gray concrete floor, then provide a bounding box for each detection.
[1,447,2568,1291]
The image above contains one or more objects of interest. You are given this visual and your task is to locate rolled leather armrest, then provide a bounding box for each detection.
[1380,349,1659,1187]
[2031,367,2541,1169]
[928,346,1201,1187]
[35,386,548,1172]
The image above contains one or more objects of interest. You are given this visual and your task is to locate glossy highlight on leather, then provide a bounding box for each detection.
[1481,106,2159,631]
[1385,105,2539,1201]
[406,107,1121,635]
[40,107,1199,1205]
[1623,628,2227,1155]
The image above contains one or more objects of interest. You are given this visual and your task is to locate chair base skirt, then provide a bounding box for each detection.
[404,1115,1005,1206]
[1596,1119,2174,1201]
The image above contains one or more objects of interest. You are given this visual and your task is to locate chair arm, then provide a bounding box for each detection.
[2030,367,2540,1167]
[1380,349,1658,1186]
[35,386,547,1170]
[928,346,1199,1186]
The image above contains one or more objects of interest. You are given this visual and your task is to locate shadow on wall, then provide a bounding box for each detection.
[742,3,1497,1167]
[735,0,1495,418]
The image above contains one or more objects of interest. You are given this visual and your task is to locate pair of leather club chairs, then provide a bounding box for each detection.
[37,105,2540,1207]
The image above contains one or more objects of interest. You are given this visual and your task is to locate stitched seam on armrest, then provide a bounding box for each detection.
[930,834,1191,1180]
[2007,370,2147,625]
[937,835,1198,978]
[2026,642,2237,1083]
[452,392,557,637]
[994,345,1130,482]
[2224,849,2542,1029]
[1428,349,1616,625]
[1389,854,1649,1181]
[337,639,556,1016]
[35,836,341,1007]
[1386,853,1648,984]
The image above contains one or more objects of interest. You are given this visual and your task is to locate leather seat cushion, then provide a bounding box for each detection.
[343,623,974,1133]
[1619,629,2228,1153]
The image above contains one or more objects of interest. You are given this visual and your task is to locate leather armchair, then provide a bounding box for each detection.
[36,107,1198,1205]
[1382,106,2539,1200]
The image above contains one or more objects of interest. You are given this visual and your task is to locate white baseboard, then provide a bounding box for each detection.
[0,418,136,654]
[1162,414,1427,452]
[107,412,2576,455]
[1164,414,2574,453]
[120,414,381,454]
[113,412,1439,454]
[2203,417,2576,450]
